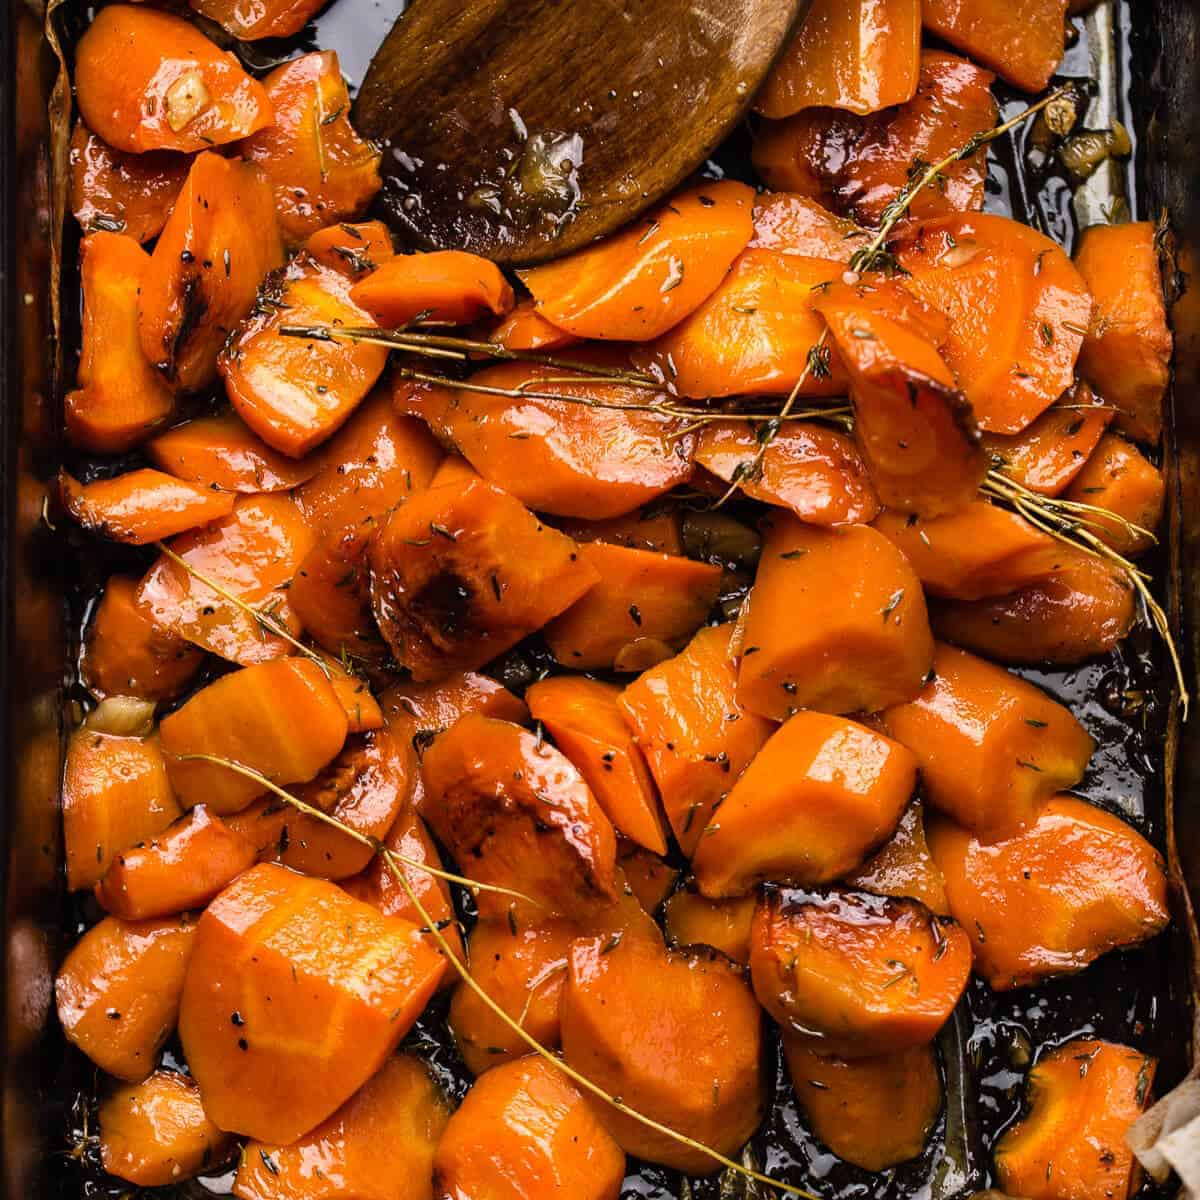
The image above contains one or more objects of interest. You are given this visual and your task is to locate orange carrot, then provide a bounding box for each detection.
[348,249,513,328]
[189,0,328,39]
[749,192,869,260]
[619,843,679,913]
[843,800,950,915]
[303,220,396,278]
[1063,433,1165,557]
[663,889,756,964]
[554,508,685,555]
[321,656,384,732]
[486,298,582,352]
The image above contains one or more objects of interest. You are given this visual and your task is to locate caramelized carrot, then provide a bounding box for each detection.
[303,220,396,278]
[749,192,868,260]
[619,843,679,913]
[486,298,582,352]
[56,913,196,1080]
[527,676,668,854]
[189,0,327,40]
[879,643,1093,839]
[322,656,384,732]
[61,469,235,546]
[843,800,950,915]
[74,6,273,153]
[351,250,513,328]
[179,863,445,1143]
[554,507,685,555]
[519,182,754,341]
[158,658,349,814]
[750,888,971,1056]
[1063,433,1165,557]
[663,889,756,964]
[619,623,774,855]
[737,517,933,719]
[560,934,766,1174]
[66,232,174,454]
[926,796,1169,990]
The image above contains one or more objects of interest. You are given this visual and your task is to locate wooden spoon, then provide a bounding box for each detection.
[353,0,810,265]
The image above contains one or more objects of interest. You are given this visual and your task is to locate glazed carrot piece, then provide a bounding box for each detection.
[692,711,916,896]
[527,676,669,854]
[922,0,1069,92]
[139,153,283,393]
[428,452,481,488]
[782,1035,942,1171]
[420,713,619,921]
[100,1070,232,1188]
[560,934,766,1173]
[995,1040,1156,1200]
[74,6,273,153]
[1064,433,1165,557]
[64,729,182,892]
[233,1055,450,1200]
[367,476,599,680]
[303,220,396,278]
[433,1055,626,1200]
[749,193,869,260]
[695,420,880,525]
[55,913,196,1080]
[66,232,174,454]
[70,123,188,243]
[756,0,920,118]
[322,656,384,732]
[136,494,316,666]
[554,507,684,555]
[879,643,1093,839]
[61,469,235,546]
[737,517,933,720]
[750,889,971,1056]
[158,658,349,814]
[895,212,1093,434]
[843,800,950,915]
[619,843,679,913]
[81,576,203,703]
[619,623,774,856]
[97,805,256,921]
[663,889,756,964]
[240,52,381,244]
[179,863,445,1143]
[519,182,755,341]
[189,0,327,39]
[351,250,513,328]
[393,366,693,519]
[148,412,320,494]
[926,796,1169,990]
[486,298,582,352]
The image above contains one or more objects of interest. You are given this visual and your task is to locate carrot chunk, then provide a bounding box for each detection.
[527,676,668,855]
[749,193,869,260]
[560,934,766,1174]
[554,507,684,555]
[750,889,971,1056]
[519,182,755,341]
[843,800,950,915]
[880,643,1093,838]
[189,0,327,40]
[926,796,1169,990]
[350,250,513,328]
[367,476,599,680]
[737,517,933,719]
[100,1070,232,1187]
[433,1055,626,1200]
[486,298,582,352]
[66,232,175,454]
[692,711,916,897]
[158,658,349,814]
[179,863,445,1143]
[322,657,384,732]
[1063,433,1165,557]
[139,153,284,393]
[782,1035,942,1171]
[619,623,774,855]
[233,1055,450,1200]
[995,1039,1155,1200]
[619,843,679,913]
[663,889,756,964]
[56,913,196,1080]
[303,220,395,277]
[74,6,273,153]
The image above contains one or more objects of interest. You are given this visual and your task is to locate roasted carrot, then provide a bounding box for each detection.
[1063,433,1164,557]
[486,298,582,352]
[554,507,685,555]
[322,655,384,732]
[66,232,174,454]
[55,913,196,1081]
[158,658,349,814]
[303,220,396,278]
[749,193,868,260]
[926,796,1169,990]
[351,250,514,328]
[750,888,971,1056]
[843,800,951,915]
[619,843,679,913]
[663,889,757,964]
[74,5,273,153]
[737,517,933,719]
[560,934,766,1174]
[178,863,445,1143]
[519,182,755,341]
[692,711,916,896]
[879,643,1094,838]
[189,0,328,39]
[619,623,774,856]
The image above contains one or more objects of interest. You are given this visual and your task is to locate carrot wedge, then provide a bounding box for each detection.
[1063,433,1165,557]
[843,800,950,915]
[663,890,756,964]
[351,250,513,327]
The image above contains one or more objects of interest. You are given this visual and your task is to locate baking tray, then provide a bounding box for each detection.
[1,1,1197,1197]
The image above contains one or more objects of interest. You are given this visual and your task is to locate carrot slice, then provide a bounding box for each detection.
[749,193,869,260]
[322,657,383,733]
[879,642,1093,839]
[178,863,445,1143]
[66,232,175,454]
[55,913,196,1081]
[139,152,283,393]
[692,711,916,896]
[303,220,395,278]
[74,5,273,153]
[663,889,756,964]
[560,934,766,1174]
[486,298,582,352]
[751,888,971,1056]
[100,1070,232,1188]
[519,181,755,341]
[189,0,327,39]
[844,799,950,915]
[158,658,349,814]
[1064,433,1165,557]
[350,250,513,328]
[554,508,684,555]
[240,52,381,244]
[619,843,679,913]
[527,676,668,854]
